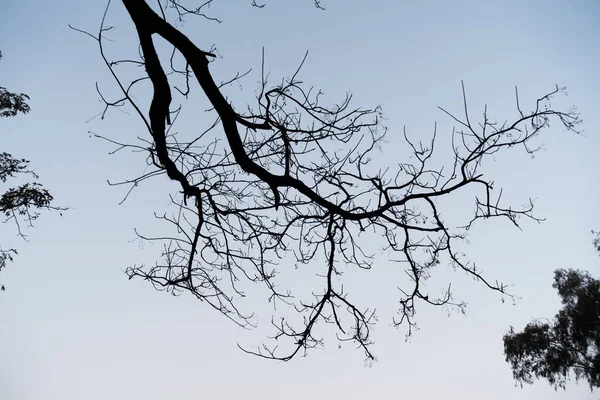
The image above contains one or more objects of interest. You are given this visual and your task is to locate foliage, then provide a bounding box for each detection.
[0,50,63,291]
[504,265,600,390]
[0,87,30,118]
[0,51,31,118]
[75,0,581,360]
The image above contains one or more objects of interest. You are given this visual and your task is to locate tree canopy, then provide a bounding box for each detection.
[504,241,600,390]
[0,50,63,291]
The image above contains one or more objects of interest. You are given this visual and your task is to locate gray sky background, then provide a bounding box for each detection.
[1,0,599,399]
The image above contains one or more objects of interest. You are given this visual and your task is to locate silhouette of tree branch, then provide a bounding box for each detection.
[504,265,600,390]
[0,51,66,291]
[79,0,581,360]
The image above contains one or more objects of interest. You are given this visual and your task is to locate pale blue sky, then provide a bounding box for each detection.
[1,0,599,399]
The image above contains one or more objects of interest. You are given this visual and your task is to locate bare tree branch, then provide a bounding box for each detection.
[78,0,581,361]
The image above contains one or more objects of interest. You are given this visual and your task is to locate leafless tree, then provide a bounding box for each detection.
[72,0,581,361]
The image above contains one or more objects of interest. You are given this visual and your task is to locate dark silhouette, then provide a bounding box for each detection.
[0,50,64,291]
[74,0,581,360]
[504,236,600,390]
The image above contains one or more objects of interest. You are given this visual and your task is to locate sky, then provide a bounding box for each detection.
[1,0,599,399]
